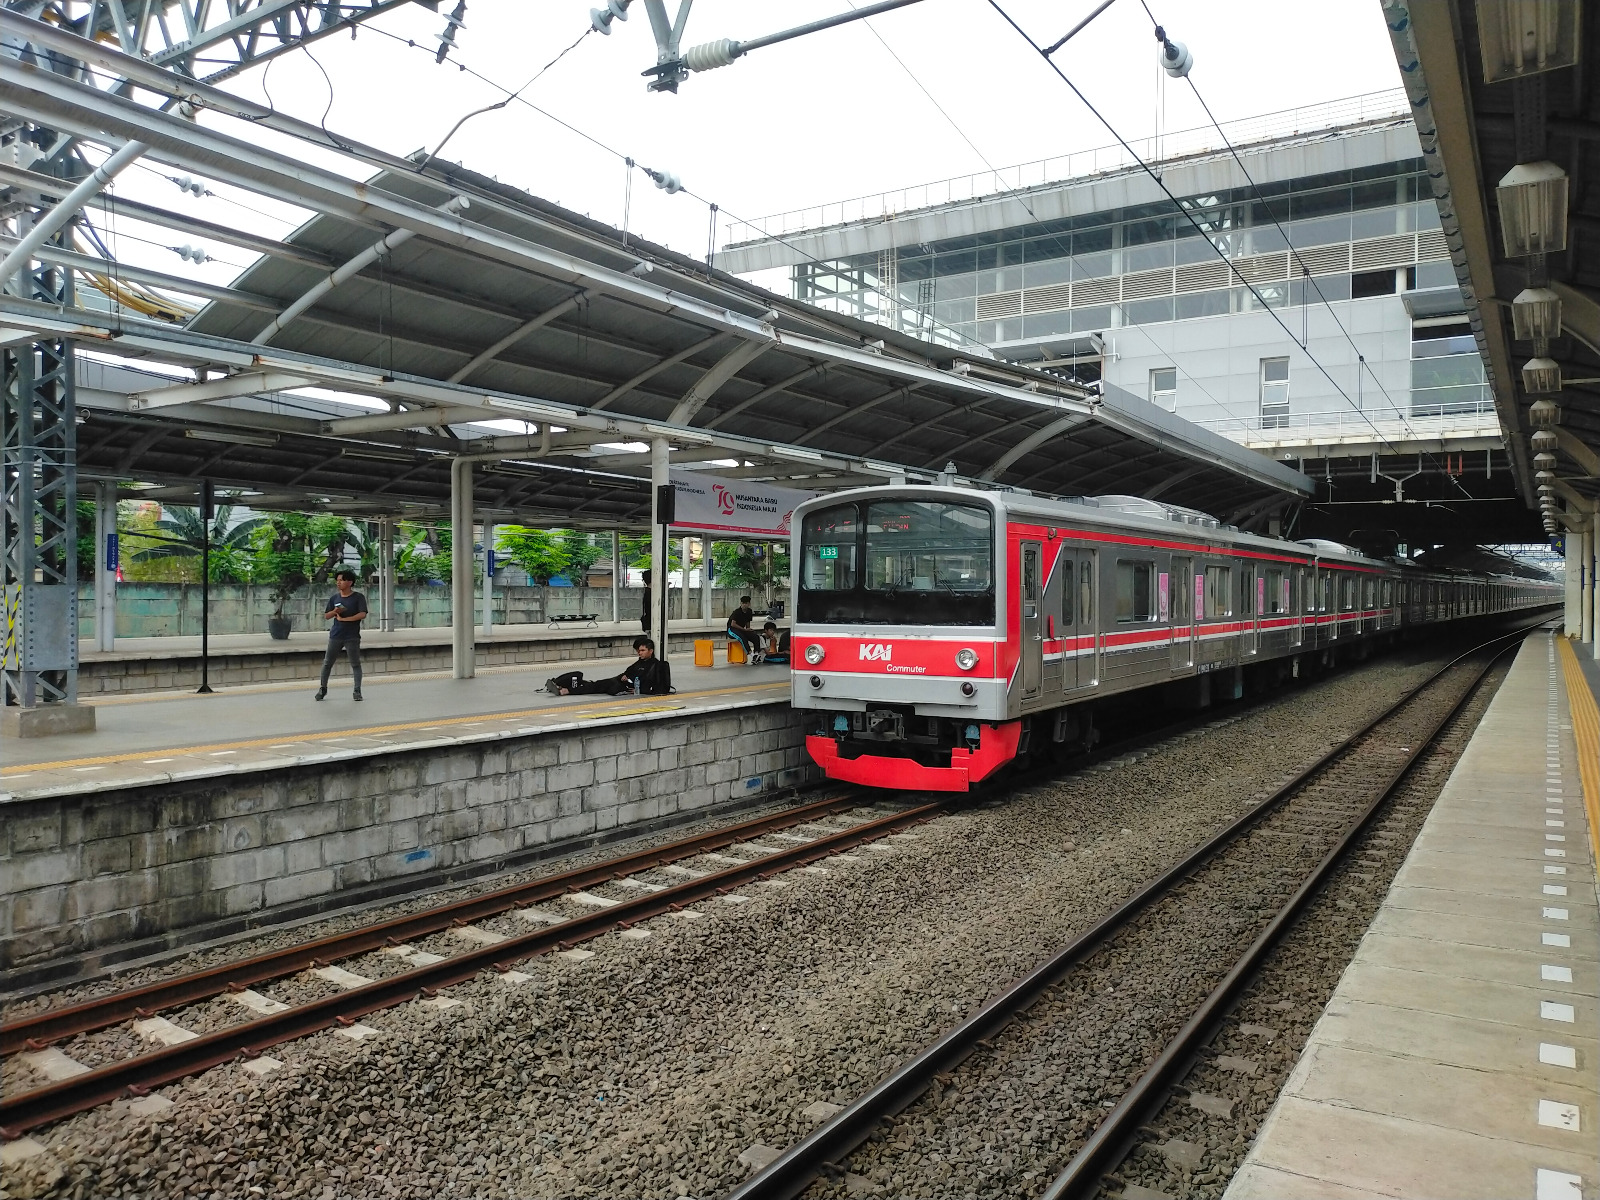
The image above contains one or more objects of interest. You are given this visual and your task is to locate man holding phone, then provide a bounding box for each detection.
[316,568,367,701]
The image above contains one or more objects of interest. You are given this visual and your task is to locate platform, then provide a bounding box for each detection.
[1226,630,1599,1200]
[2,651,800,977]
[75,617,738,696]
[2,649,789,802]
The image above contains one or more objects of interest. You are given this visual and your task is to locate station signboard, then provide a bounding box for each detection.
[667,469,817,538]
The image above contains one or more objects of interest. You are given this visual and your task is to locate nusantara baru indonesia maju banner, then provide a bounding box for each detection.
[667,470,817,538]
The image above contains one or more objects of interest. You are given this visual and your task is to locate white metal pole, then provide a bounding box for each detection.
[378,515,395,632]
[450,458,475,678]
[1583,526,1595,646]
[611,529,622,626]
[481,517,493,638]
[651,438,670,653]
[95,481,116,652]
[1567,528,1582,636]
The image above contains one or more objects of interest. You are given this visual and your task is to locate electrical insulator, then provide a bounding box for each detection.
[174,244,211,265]
[172,175,208,197]
[1153,26,1193,78]
[647,168,683,194]
[684,39,741,71]
[591,0,629,35]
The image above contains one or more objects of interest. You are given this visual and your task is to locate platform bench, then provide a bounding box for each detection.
[548,614,600,628]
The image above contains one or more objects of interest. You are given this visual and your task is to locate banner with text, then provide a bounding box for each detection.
[668,470,817,538]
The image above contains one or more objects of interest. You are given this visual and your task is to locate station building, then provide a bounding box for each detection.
[720,92,1518,545]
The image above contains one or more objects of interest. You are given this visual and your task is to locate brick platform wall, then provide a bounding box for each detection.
[2,702,817,973]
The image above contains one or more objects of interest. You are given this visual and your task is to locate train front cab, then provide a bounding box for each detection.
[790,491,1027,792]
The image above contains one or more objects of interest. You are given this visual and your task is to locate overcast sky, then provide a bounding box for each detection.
[97,0,1406,278]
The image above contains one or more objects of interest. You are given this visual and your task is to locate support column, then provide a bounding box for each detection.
[450,458,474,679]
[94,480,116,652]
[378,515,395,632]
[680,535,691,620]
[1583,525,1595,647]
[1567,528,1583,636]
[610,530,621,625]
[481,517,494,638]
[650,438,670,654]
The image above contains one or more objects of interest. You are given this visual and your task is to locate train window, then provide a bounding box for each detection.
[1061,555,1075,626]
[797,499,995,625]
[1382,580,1394,608]
[1265,569,1286,614]
[1080,560,1094,626]
[1364,579,1376,609]
[800,504,860,591]
[1204,565,1231,618]
[1115,559,1156,622]
[1340,577,1357,611]
[1320,573,1332,613]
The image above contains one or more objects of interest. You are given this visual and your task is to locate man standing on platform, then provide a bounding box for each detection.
[316,568,367,702]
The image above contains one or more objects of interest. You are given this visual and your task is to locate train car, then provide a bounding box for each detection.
[789,486,1560,792]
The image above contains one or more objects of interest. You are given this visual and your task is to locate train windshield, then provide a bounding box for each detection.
[799,499,995,626]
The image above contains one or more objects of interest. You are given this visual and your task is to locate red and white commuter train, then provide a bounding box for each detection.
[788,486,1559,792]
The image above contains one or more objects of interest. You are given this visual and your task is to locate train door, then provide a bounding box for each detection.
[1021,541,1043,699]
[1293,567,1306,647]
[1058,547,1081,692]
[1171,556,1195,668]
[1080,551,1100,686]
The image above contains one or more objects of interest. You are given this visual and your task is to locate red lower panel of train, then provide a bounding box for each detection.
[805,721,1024,792]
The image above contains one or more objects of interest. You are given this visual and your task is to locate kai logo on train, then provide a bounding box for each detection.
[858,643,894,662]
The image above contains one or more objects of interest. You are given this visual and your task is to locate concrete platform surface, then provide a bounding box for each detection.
[1,651,789,802]
[1226,631,1599,1200]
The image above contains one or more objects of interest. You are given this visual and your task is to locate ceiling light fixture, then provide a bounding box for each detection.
[1477,0,1581,82]
[1497,162,1569,257]
[1522,357,1561,393]
[185,427,277,448]
[1511,286,1562,343]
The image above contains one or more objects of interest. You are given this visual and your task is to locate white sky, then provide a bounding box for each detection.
[94,0,1406,274]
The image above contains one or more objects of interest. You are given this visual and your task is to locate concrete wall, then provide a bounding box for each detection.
[2,702,818,974]
[78,584,761,639]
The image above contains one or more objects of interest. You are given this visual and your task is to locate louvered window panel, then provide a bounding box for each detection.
[1072,276,1119,306]
[1233,252,1287,283]
[1293,242,1350,276]
[1416,229,1449,260]
[975,291,1022,320]
[1121,268,1174,300]
[1174,260,1230,292]
[1022,283,1073,313]
[1350,234,1415,271]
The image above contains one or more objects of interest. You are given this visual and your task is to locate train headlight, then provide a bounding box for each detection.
[804,643,826,665]
[955,647,979,671]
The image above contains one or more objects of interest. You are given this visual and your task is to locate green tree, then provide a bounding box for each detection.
[495,527,565,584]
[711,541,788,589]
[129,504,265,583]
[394,528,441,584]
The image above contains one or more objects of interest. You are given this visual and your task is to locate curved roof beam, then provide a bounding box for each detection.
[252,194,471,346]
[976,414,1089,481]
[448,289,593,384]
[667,339,772,425]
[703,363,830,429]
[591,333,729,411]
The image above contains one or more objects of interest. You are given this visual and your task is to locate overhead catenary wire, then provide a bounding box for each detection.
[984,0,1460,493]
[1126,2,1473,500]
[845,0,1219,406]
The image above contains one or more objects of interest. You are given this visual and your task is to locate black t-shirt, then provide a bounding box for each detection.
[623,656,671,696]
[729,605,755,631]
[326,590,368,640]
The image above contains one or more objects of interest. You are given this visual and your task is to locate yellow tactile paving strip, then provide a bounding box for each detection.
[1557,636,1600,881]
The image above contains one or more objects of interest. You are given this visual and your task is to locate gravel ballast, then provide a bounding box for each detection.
[3,643,1489,1200]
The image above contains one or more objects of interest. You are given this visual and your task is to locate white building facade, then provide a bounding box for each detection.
[720,95,1498,463]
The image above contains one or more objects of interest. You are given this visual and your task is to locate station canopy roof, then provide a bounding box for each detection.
[1,16,1311,530]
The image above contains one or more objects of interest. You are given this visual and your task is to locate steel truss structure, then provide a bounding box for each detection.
[0,9,1312,691]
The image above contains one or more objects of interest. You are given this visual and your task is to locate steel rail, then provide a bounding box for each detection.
[727,621,1543,1200]
[1,792,865,1055]
[0,800,944,1138]
[1039,631,1528,1199]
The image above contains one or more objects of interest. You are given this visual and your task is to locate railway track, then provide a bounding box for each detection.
[729,622,1538,1200]
[0,655,1341,1141]
[0,792,940,1137]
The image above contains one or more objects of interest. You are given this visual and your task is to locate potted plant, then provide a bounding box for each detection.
[255,515,312,640]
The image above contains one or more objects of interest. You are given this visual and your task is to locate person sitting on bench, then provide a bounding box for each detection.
[759,621,790,665]
[727,595,762,663]
[546,639,672,696]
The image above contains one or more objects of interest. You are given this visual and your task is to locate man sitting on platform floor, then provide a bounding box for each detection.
[545,639,672,697]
